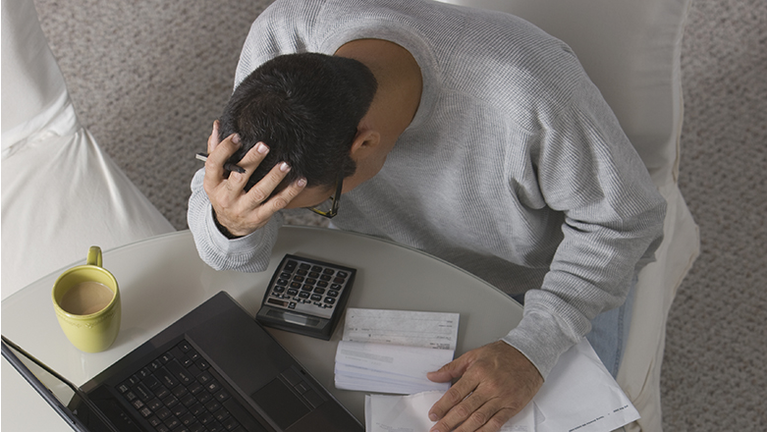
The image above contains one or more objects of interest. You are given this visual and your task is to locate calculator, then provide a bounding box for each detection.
[256,254,357,340]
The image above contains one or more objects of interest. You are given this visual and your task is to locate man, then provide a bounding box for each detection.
[188,1,666,431]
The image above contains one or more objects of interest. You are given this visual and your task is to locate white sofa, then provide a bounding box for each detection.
[435,1,700,431]
[1,0,175,299]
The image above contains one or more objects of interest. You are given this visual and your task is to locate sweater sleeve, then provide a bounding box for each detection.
[186,168,282,272]
[500,81,666,378]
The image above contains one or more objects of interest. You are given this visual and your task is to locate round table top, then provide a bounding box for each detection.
[2,226,523,425]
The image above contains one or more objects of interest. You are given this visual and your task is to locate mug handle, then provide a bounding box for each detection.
[87,246,103,267]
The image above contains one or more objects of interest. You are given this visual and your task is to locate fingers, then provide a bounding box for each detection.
[428,341,544,432]
[211,172,306,237]
[254,171,307,216]
[429,382,511,432]
[225,141,270,193]
[428,370,479,426]
[240,161,293,209]
[201,128,308,237]
[428,360,466,384]
[203,132,242,186]
[427,353,475,419]
[207,120,221,154]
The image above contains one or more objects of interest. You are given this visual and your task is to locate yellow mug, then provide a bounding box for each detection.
[52,246,121,353]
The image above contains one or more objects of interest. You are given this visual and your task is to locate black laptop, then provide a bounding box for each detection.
[1,291,362,432]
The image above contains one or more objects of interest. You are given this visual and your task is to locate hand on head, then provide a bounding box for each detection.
[202,120,307,238]
[427,341,543,432]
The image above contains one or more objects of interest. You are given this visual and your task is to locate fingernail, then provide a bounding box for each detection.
[257,142,269,154]
[232,134,241,145]
[279,162,291,172]
[297,178,307,187]
[429,413,438,422]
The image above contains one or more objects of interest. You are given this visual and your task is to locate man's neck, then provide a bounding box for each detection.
[335,39,423,142]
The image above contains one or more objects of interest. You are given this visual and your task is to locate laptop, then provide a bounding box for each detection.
[2,291,363,432]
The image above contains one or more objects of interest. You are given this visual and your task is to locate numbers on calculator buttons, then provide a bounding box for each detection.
[266,255,355,319]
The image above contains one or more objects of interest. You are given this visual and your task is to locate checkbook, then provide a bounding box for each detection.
[333,308,460,395]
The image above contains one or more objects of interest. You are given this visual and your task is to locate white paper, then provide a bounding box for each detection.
[365,391,536,432]
[533,339,640,432]
[364,339,639,432]
[343,308,460,350]
[335,309,459,395]
[335,341,452,393]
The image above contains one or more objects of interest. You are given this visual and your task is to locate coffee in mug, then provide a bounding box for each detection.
[59,281,115,315]
[52,246,121,353]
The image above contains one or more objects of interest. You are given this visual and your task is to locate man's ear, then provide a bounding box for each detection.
[349,127,381,161]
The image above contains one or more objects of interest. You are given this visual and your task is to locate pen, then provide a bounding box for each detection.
[195,152,246,174]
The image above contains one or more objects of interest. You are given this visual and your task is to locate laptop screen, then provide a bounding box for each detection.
[1,336,119,432]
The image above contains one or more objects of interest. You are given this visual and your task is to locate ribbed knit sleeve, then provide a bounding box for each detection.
[187,168,280,272]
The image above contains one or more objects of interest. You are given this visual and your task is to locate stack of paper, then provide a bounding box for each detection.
[334,308,460,394]
[364,339,640,432]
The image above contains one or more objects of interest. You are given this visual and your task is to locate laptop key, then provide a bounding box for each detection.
[144,375,161,390]
[214,389,230,402]
[180,393,197,407]
[148,416,163,427]
[167,359,193,385]
[221,416,240,431]
[180,412,196,426]
[134,383,153,401]
[157,367,180,388]
[146,398,163,411]
[163,415,181,429]
[155,407,172,420]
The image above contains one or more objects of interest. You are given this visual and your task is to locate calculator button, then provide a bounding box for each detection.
[287,288,298,296]
[323,268,334,275]
[314,287,325,294]
[310,294,322,301]
[276,279,288,286]
[337,271,349,278]
[317,281,328,288]
[290,282,301,289]
[333,277,345,284]
[299,263,311,270]
[323,297,336,305]
[293,275,305,282]
[327,290,339,297]
[285,261,297,271]
[309,271,320,278]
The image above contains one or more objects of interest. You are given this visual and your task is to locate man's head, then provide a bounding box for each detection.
[218,52,378,194]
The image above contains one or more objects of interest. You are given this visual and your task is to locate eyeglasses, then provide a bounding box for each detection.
[307,170,344,219]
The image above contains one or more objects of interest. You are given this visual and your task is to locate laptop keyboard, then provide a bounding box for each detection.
[116,340,243,432]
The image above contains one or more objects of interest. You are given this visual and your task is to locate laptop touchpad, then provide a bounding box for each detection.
[251,378,310,429]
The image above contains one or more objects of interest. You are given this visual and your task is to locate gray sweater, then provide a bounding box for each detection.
[187,0,666,378]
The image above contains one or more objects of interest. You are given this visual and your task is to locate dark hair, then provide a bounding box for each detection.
[218,52,378,193]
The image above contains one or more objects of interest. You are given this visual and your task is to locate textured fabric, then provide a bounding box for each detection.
[187,0,665,378]
[1,0,175,299]
[431,2,700,430]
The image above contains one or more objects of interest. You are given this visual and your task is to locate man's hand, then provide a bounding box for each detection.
[427,341,543,432]
[202,120,306,237]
